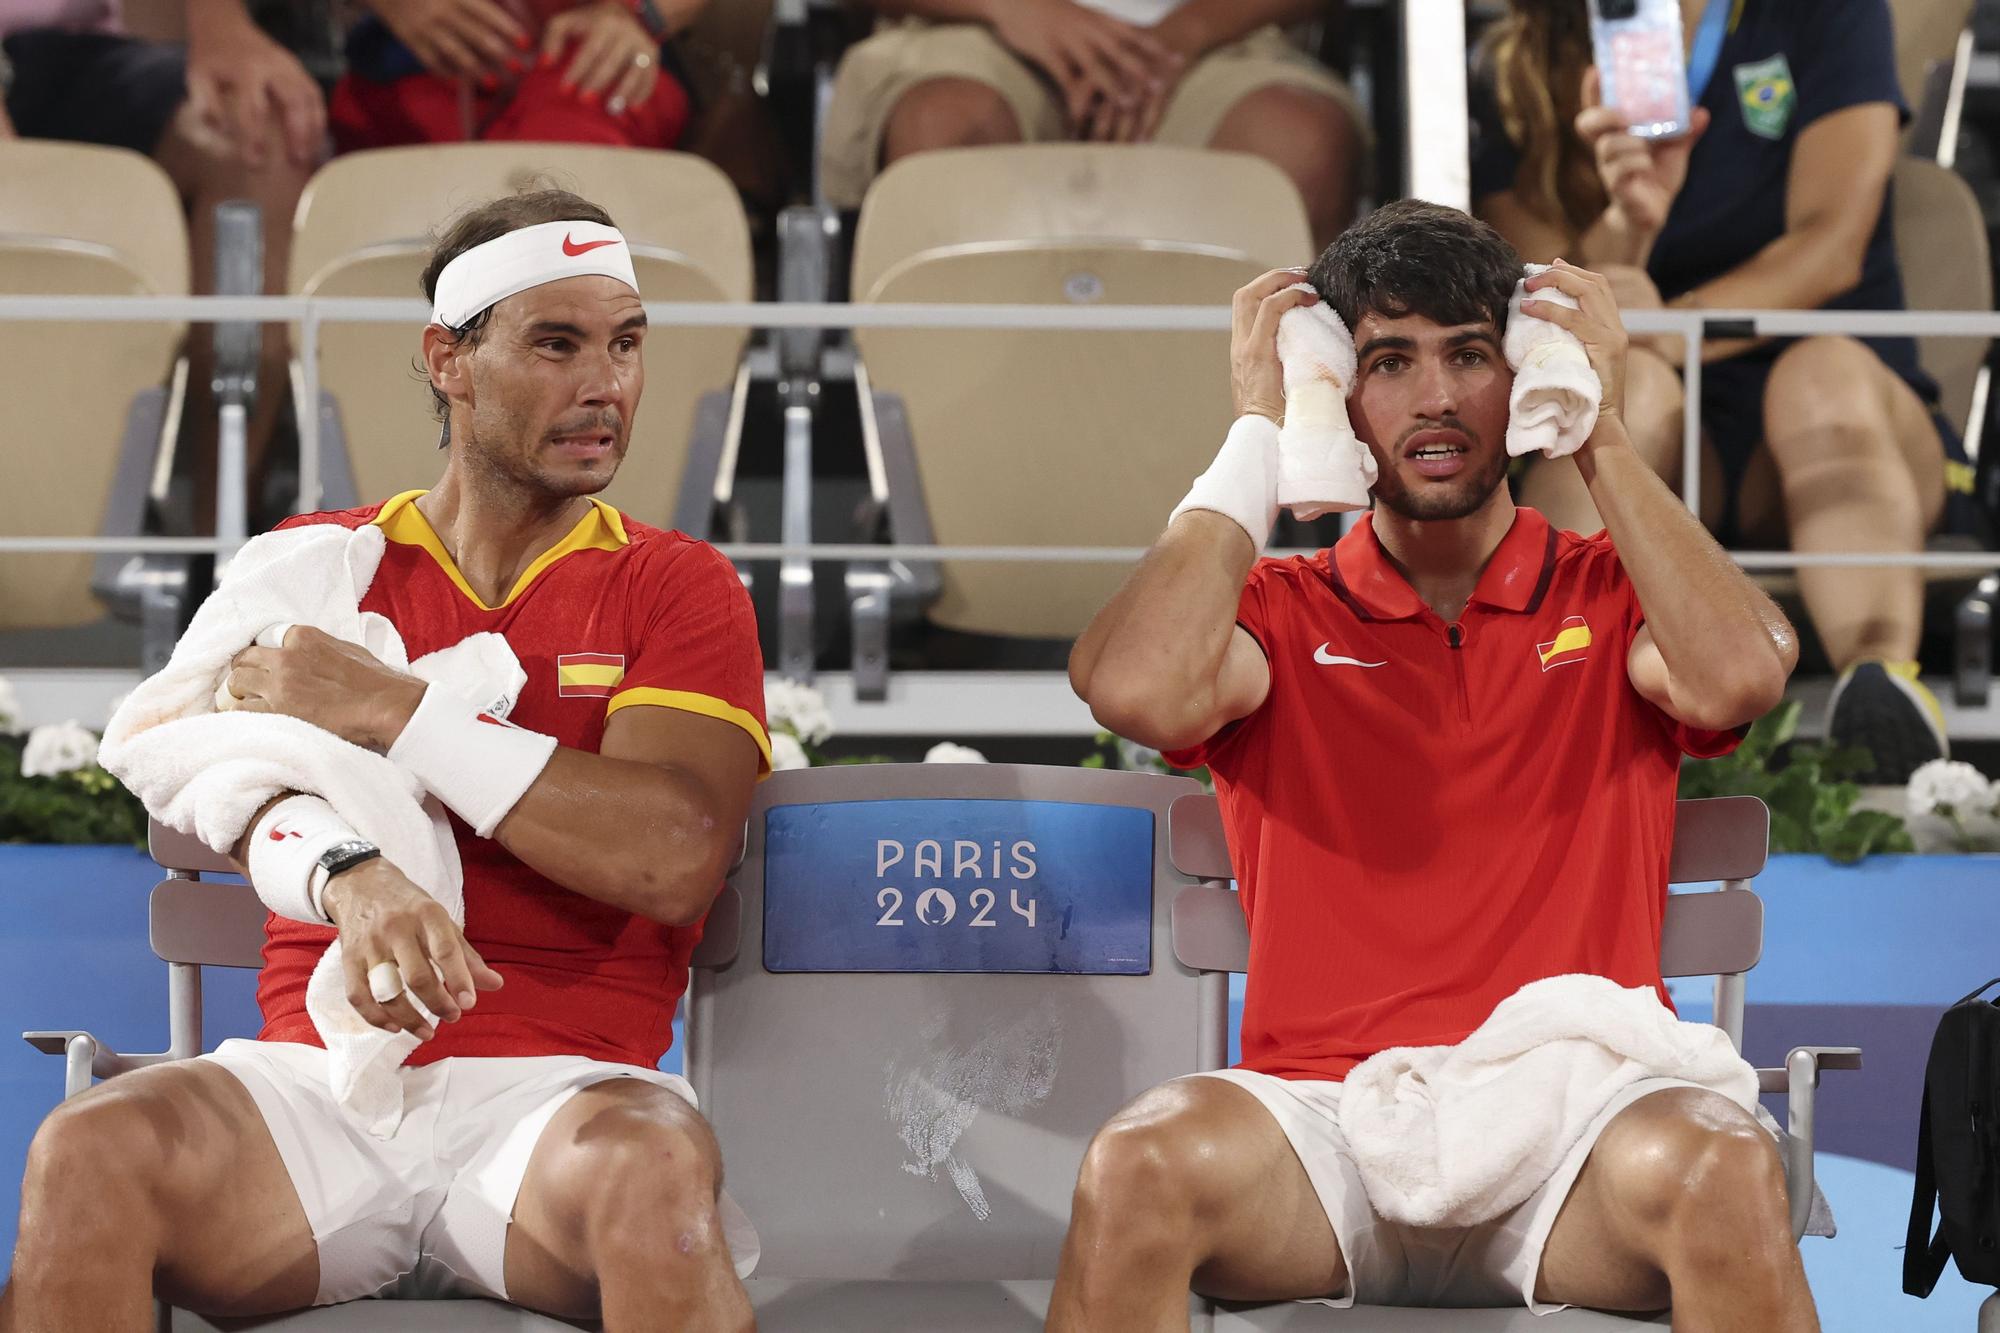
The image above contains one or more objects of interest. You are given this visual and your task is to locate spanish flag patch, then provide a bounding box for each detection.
[556,652,626,698]
[1536,616,1592,671]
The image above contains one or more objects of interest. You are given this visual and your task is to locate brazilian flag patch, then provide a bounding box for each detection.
[1733,54,1796,140]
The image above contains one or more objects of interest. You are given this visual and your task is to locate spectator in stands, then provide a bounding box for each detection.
[1471,0,1976,782]
[822,0,1365,246]
[3,190,767,1327]
[0,0,321,534]
[1059,203,1809,1327]
[332,0,705,152]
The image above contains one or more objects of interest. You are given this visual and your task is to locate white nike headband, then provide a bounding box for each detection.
[429,219,640,329]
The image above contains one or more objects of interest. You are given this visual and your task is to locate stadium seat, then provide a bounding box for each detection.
[20,822,587,1330]
[844,145,1313,664]
[287,144,753,532]
[0,141,186,633]
[1169,793,1853,1330]
[686,762,1223,1329]
[1889,0,1974,158]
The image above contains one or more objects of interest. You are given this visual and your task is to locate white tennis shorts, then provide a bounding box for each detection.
[202,1038,760,1306]
[1194,1069,1717,1313]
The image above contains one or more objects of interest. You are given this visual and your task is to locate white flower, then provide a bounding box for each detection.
[770,731,811,771]
[21,720,100,779]
[0,676,17,729]
[924,742,987,764]
[765,678,833,746]
[1906,759,1996,818]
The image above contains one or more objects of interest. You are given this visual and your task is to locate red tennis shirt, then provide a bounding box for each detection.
[1164,507,1739,1082]
[259,491,770,1068]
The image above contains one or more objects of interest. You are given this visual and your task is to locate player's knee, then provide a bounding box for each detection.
[560,1099,725,1249]
[884,78,1021,159]
[1074,1109,1209,1230]
[1596,1091,1783,1241]
[21,1089,163,1234]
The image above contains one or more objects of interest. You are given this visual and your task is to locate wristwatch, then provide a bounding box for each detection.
[317,839,382,881]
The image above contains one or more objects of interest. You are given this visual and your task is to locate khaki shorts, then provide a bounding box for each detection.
[1195,1070,1749,1313]
[821,21,1366,208]
[203,1039,760,1306]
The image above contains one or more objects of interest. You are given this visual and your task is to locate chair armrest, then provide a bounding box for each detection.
[1756,1045,1863,1240]
[24,1031,170,1099]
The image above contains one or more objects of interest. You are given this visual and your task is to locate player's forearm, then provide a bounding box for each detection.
[1071,511,1257,751]
[1154,0,1319,56]
[491,748,739,927]
[1578,420,1797,719]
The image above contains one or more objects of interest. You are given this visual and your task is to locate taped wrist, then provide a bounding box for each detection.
[246,795,354,924]
[1169,414,1282,551]
[387,683,558,838]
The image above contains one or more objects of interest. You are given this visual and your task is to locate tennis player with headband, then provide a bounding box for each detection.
[5,190,769,1330]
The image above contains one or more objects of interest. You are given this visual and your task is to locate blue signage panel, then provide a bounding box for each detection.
[762,799,1155,974]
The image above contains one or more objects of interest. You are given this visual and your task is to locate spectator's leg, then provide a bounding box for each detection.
[484,64,692,149]
[1,1061,319,1328]
[880,77,1023,168]
[1205,85,1362,248]
[154,104,312,532]
[504,1079,752,1331]
[1520,343,1688,533]
[1535,1087,1813,1329]
[1047,1077,1347,1331]
[1754,335,1947,668]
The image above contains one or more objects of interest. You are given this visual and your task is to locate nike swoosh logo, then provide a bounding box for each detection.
[1314,645,1386,667]
[562,234,618,256]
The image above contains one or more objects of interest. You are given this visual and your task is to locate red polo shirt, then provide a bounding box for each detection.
[1165,507,1739,1082]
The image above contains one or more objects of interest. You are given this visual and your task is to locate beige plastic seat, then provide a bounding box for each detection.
[1889,0,1974,156]
[850,144,1314,642]
[289,144,752,528]
[0,141,187,630]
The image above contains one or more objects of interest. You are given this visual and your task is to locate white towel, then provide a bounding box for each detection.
[1274,283,1376,520]
[99,523,529,1137]
[1503,265,1601,459]
[1336,974,1759,1228]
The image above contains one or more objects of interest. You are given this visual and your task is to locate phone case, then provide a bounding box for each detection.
[1589,0,1691,139]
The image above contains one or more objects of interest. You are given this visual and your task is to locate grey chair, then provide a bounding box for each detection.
[686,762,1222,1330]
[23,822,589,1331]
[1168,793,1858,1332]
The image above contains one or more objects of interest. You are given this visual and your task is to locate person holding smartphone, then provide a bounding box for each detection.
[1471,0,1978,784]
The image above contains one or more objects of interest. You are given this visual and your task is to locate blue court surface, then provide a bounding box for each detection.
[0,844,1994,1327]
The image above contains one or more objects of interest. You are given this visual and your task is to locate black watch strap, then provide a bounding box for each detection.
[317,840,382,880]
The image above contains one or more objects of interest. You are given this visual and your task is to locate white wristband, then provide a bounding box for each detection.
[246,795,355,925]
[388,683,558,838]
[1168,414,1282,552]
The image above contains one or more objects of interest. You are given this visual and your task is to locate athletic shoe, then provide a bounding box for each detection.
[1825,659,1948,785]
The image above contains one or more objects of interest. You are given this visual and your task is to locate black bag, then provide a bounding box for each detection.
[1906,977,2000,1296]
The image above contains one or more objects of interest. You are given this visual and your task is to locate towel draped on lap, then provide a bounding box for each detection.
[1335,973,1760,1228]
[99,524,530,1137]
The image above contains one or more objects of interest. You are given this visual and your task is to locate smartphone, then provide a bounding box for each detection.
[1589,0,1692,139]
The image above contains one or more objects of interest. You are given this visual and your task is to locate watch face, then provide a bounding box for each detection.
[320,841,381,874]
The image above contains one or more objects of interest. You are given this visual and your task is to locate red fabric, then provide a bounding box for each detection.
[330,57,689,154]
[257,496,766,1069]
[1164,508,1741,1083]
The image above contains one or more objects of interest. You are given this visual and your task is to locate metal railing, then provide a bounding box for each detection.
[0,293,1994,570]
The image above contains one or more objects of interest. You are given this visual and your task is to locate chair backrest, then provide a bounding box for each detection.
[1888,0,1973,124]
[1167,795,1769,980]
[289,145,752,528]
[1891,155,1992,434]
[0,141,186,630]
[850,145,1314,639]
[685,762,1222,1280]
